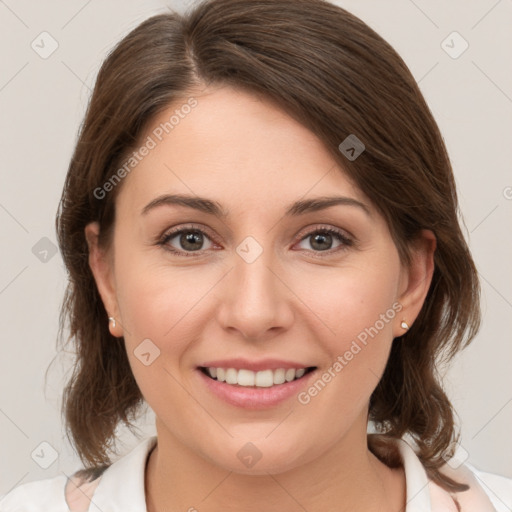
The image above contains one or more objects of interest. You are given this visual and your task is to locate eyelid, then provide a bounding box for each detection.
[293,223,354,244]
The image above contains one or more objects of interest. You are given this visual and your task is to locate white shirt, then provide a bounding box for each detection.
[1,435,511,511]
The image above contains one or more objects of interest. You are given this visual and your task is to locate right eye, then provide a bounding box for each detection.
[158,226,218,257]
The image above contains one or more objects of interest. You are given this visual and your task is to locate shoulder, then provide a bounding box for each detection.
[0,474,69,512]
[0,470,105,512]
[387,436,512,511]
[460,464,512,512]
[432,459,512,512]
[0,437,155,512]
[65,472,103,512]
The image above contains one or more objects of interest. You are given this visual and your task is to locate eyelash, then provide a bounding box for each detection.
[157,224,354,258]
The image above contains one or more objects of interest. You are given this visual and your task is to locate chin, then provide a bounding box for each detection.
[201,436,315,476]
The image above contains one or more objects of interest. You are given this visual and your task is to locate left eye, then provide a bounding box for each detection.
[295,228,352,253]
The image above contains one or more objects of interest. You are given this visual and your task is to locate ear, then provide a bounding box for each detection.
[85,222,123,337]
[394,229,436,337]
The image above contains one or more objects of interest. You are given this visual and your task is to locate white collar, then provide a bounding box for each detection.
[395,438,497,511]
[395,438,438,511]
[86,435,495,512]
[88,436,157,512]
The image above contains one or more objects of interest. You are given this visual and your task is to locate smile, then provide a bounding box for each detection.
[199,366,316,388]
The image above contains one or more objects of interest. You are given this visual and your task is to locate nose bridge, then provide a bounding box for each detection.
[217,233,292,339]
[236,241,275,300]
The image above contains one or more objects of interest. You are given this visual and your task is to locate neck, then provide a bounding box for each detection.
[145,423,405,512]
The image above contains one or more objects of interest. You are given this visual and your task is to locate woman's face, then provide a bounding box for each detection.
[87,85,434,474]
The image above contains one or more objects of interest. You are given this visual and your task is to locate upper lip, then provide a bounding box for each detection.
[199,358,316,372]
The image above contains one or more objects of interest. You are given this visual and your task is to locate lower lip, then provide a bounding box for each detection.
[196,368,316,409]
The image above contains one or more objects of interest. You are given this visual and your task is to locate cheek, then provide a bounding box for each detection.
[292,270,401,435]
[302,260,400,348]
[112,254,203,413]
[294,258,402,407]
[113,240,208,334]
[113,249,223,393]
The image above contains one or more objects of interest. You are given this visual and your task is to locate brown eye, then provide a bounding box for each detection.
[159,227,216,256]
[295,227,353,254]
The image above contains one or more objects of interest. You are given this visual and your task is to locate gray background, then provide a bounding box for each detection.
[1,0,511,497]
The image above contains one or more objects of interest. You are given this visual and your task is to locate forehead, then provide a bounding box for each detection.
[116,85,370,215]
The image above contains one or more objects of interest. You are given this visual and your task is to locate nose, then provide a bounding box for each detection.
[216,244,294,341]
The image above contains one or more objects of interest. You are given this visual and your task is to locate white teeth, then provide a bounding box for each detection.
[237,369,255,386]
[255,369,273,387]
[295,368,306,378]
[225,368,238,384]
[285,368,296,382]
[273,368,285,385]
[205,367,311,387]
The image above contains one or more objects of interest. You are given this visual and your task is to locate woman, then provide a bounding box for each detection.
[1,0,510,510]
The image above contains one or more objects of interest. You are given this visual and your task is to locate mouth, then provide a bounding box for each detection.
[198,366,317,388]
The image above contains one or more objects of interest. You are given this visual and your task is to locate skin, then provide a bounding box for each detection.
[85,84,436,512]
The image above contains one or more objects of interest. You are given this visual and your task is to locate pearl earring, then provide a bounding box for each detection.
[400,320,409,330]
[109,316,116,328]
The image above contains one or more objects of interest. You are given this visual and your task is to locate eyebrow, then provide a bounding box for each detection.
[141,194,371,218]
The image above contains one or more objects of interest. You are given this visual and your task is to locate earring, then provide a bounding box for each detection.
[109,317,116,328]
[400,320,409,330]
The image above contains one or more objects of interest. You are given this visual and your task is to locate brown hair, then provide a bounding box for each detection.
[55,0,480,492]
